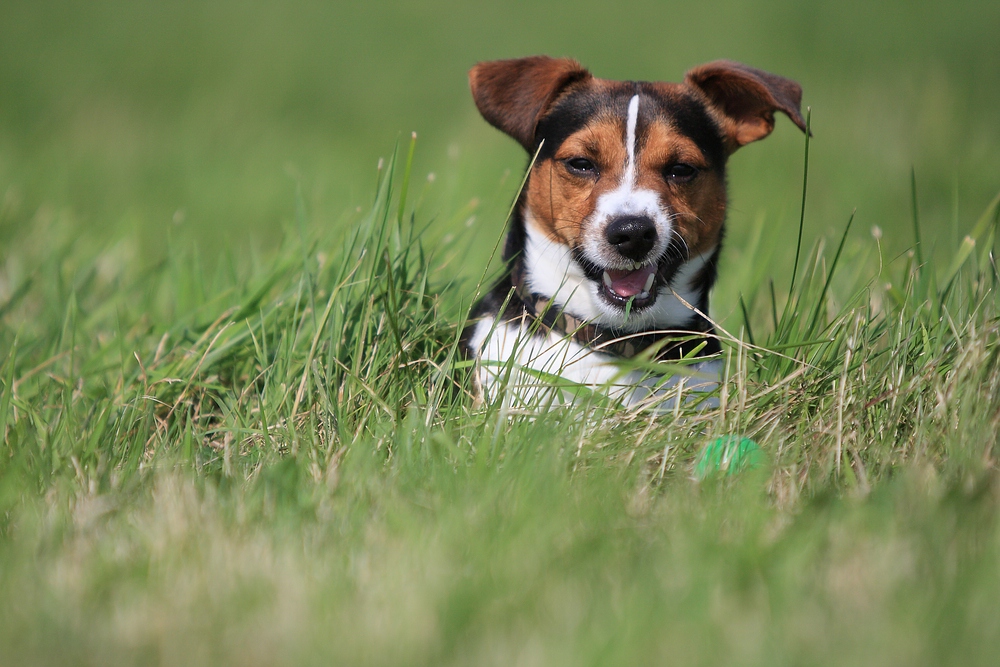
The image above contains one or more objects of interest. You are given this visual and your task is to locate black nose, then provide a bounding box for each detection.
[604,216,657,262]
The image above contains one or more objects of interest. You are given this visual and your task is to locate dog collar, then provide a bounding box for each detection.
[508,257,721,361]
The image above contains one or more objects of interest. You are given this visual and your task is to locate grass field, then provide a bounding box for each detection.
[2,1,1000,664]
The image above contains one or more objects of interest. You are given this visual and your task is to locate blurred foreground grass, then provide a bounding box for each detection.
[1,1,1000,664]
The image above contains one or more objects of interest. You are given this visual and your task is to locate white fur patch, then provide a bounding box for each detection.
[467,317,720,412]
[625,94,640,186]
[523,219,594,319]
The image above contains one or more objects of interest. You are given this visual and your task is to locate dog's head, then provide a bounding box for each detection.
[470,56,806,328]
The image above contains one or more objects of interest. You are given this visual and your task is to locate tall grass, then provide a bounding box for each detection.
[1,126,1000,663]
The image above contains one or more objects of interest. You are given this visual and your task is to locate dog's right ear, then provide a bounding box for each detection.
[470,56,591,152]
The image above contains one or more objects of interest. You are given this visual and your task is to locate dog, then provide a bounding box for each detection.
[461,56,806,411]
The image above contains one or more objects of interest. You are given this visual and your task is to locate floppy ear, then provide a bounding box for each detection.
[684,60,807,151]
[469,56,592,152]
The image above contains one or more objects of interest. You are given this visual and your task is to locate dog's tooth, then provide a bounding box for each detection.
[643,273,655,292]
[603,271,612,288]
[638,291,649,300]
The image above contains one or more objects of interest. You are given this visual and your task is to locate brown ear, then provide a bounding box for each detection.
[684,60,807,151]
[469,56,591,151]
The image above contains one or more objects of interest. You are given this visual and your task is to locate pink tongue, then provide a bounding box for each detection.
[607,265,655,298]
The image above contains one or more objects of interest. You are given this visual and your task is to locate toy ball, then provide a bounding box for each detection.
[695,435,764,479]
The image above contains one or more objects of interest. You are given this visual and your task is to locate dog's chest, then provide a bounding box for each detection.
[466,316,721,411]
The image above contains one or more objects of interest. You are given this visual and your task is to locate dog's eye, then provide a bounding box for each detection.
[564,157,598,176]
[665,163,698,183]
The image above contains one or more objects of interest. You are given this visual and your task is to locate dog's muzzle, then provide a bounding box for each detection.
[597,215,661,307]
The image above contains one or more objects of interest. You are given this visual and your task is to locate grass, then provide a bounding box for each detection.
[2,1,1000,664]
[2,132,999,664]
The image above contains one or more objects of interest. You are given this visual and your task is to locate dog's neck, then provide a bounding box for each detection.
[507,216,721,361]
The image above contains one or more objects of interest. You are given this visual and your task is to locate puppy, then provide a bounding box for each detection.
[461,56,806,410]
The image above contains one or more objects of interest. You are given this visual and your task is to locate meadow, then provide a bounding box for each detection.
[1,1,999,664]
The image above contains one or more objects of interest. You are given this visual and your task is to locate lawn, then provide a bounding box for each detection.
[1,1,999,664]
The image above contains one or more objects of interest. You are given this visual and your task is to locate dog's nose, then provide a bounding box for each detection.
[605,216,657,261]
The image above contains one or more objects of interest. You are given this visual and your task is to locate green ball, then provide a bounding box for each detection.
[695,436,764,479]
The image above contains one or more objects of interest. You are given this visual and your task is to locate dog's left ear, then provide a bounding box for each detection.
[685,60,807,151]
[470,56,592,152]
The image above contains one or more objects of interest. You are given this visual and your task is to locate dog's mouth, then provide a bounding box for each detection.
[601,263,658,309]
[574,248,683,313]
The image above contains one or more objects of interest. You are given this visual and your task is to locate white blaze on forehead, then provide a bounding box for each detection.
[623,94,639,187]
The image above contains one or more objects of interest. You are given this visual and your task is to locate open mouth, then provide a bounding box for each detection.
[600,262,659,310]
[572,245,685,314]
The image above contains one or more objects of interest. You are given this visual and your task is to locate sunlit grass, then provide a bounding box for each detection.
[2,125,999,663]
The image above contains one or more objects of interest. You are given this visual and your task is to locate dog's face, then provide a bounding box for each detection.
[471,57,806,326]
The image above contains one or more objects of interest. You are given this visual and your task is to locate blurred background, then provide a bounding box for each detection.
[1,0,998,317]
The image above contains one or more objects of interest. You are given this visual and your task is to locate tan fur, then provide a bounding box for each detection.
[526,118,626,244]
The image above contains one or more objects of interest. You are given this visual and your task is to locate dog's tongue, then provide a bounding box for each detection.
[605,265,656,298]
